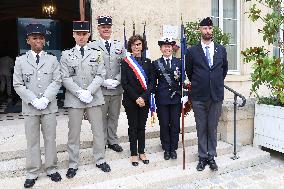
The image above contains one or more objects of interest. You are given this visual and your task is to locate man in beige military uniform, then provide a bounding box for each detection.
[61,21,111,178]
[13,24,62,188]
[89,16,126,152]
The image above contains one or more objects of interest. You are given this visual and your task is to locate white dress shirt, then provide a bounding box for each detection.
[201,41,214,65]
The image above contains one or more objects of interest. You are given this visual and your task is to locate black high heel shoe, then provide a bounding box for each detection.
[131,156,139,166]
[139,154,149,164]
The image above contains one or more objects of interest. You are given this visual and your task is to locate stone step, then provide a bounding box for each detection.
[0,132,221,178]
[0,145,270,189]
[0,112,196,161]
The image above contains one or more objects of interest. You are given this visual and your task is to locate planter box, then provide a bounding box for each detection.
[254,103,284,153]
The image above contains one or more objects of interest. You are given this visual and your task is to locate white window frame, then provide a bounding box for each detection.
[273,1,284,63]
[211,0,241,74]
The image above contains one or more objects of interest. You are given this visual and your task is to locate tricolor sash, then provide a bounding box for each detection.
[124,55,148,91]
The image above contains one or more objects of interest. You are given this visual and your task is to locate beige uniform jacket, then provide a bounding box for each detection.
[60,46,106,108]
[88,39,126,95]
[13,50,61,116]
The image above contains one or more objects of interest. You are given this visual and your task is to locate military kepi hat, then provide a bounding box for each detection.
[158,37,176,46]
[26,24,46,36]
[73,21,90,32]
[199,17,213,26]
[97,15,112,26]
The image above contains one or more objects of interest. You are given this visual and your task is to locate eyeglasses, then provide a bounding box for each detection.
[132,42,142,47]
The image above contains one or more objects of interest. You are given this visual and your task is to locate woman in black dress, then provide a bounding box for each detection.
[121,35,155,166]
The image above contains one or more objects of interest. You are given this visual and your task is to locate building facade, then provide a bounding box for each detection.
[90,0,271,99]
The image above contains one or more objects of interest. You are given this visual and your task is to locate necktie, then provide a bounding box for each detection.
[105,41,110,53]
[36,54,40,64]
[205,46,212,67]
[166,58,171,69]
[80,47,84,57]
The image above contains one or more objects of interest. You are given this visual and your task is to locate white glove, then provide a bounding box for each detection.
[181,96,188,108]
[102,79,114,88]
[31,98,41,109]
[38,97,49,110]
[77,90,93,103]
[31,98,46,110]
[105,79,120,89]
[107,85,116,90]
[111,80,120,87]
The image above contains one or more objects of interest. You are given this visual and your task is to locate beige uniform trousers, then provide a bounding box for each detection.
[24,113,58,179]
[67,106,105,169]
[101,95,122,146]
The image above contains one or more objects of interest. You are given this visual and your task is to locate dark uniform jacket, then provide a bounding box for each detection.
[153,57,182,105]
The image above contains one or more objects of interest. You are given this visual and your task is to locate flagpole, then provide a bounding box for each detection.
[132,21,135,36]
[123,20,127,49]
[181,14,186,170]
[79,0,85,21]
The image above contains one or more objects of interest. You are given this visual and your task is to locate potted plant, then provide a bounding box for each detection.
[241,0,284,153]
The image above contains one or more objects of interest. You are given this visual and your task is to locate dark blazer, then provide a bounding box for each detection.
[185,42,228,102]
[121,56,155,106]
[153,57,182,105]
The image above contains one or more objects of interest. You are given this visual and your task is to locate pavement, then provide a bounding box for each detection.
[168,149,284,189]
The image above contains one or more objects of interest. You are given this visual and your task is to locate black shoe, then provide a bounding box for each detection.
[170,151,177,159]
[66,168,78,179]
[108,144,123,152]
[208,157,218,171]
[132,161,139,166]
[96,162,111,172]
[196,158,207,171]
[24,177,38,188]
[164,151,171,160]
[47,172,62,182]
[139,154,149,164]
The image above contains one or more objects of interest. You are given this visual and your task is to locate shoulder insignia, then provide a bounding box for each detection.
[90,47,100,51]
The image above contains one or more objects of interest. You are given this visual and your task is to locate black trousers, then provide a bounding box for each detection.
[157,103,181,152]
[124,101,149,156]
[191,100,222,158]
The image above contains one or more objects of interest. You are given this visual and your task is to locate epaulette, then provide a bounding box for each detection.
[90,39,97,42]
[90,47,100,51]
[62,48,72,52]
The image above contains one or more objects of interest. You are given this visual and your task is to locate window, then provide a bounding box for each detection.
[272,28,283,61]
[211,0,240,73]
[273,1,284,63]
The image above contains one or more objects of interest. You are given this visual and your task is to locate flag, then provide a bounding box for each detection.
[123,20,127,49]
[181,22,186,83]
[142,21,148,59]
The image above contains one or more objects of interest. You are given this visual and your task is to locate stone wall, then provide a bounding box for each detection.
[218,98,255,146]
[91,0,210,59]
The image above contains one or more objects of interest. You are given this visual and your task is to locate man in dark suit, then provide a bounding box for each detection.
[153,37,182,160]
[185,17,228,171]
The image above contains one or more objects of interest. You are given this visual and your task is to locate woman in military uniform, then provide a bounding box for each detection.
[153,37,182,161]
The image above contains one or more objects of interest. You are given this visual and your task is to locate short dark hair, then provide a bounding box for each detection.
[127,34,145,53]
